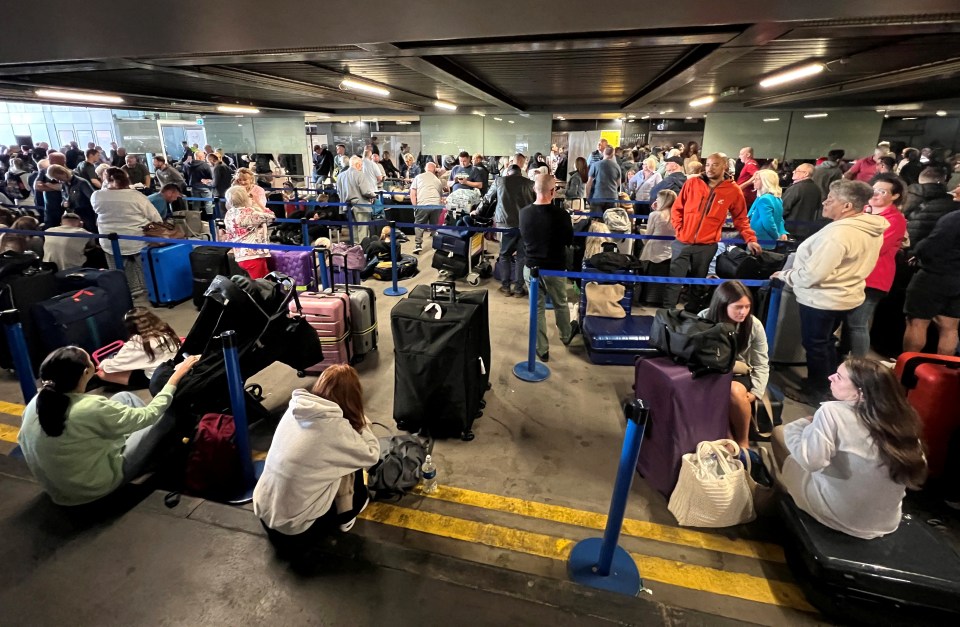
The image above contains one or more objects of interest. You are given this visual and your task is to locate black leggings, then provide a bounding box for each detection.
[262,471,369,556]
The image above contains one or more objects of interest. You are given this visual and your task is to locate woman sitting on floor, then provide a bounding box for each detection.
[772,358,927,539]
[97,307,181,389]
[17,347,198,506]
[253,364,380,556]
[700,280,769,452]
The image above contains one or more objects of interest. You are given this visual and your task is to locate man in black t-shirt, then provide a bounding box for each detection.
[64,142,84,169]
[74,149,103,189]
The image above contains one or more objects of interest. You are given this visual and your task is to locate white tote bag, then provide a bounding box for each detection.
[668,439,756,528]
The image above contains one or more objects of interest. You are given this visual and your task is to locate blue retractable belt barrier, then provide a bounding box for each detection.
[383,221,407,297]
[1,309,37,403]
[220,330,263,505]
[512,267,550,382]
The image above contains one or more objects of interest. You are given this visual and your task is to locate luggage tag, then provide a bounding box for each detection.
[423,302,443,319]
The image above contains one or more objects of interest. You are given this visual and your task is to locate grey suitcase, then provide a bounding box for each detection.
[335,283,378,362]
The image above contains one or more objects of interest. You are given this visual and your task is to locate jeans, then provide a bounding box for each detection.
[663,241,718,308]
[115,392,176,482]
[190,187,214,219]
[523,266,572,356]
[798,304,851,392]
[845,288,885,357]
[498,228,524,291]
[414,207,441,246]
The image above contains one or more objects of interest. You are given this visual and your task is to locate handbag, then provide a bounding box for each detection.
[716,247,786,280]
[649,308,738,375]
[142,221,186,246]
[751,384,784,439]
[668,439,756,528]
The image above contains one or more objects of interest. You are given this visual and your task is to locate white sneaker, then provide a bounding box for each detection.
[339,495,370,532]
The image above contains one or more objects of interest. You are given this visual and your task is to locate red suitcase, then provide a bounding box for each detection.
[289,291,352,374]
[894,352,960,479]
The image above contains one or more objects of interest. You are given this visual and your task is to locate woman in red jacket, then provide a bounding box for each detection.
[846,173,907,357]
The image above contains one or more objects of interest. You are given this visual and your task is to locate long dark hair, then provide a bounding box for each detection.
[123,307,181,361]
[574,157,588,183]
[870,172,906,207]
[707,280,754,351]
[844,358,927,488]
[312,364,365,433]
[35,347,90,437]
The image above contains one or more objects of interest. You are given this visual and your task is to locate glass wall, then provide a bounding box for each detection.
[420,113,552,157]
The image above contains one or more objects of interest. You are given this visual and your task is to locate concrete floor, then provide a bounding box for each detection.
[0,241,832,625]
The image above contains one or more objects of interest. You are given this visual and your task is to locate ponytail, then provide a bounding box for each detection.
[35,347,90,438]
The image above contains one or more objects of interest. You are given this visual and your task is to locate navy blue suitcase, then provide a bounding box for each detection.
[54,268,133,317]
[32,286,128,354]
[432,231,470,257]
[142,244,194,307]
[582,315,658,365]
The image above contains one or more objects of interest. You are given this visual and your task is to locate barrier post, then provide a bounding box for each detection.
[209,219,218,242]
[512,267,550,382]
[300,217,310,248]
[316,247,330,291]
[220,330,262,504]
[1,309,37,403]
[568,400,650,595]
[384,220,408,297]
[107,232,124,271]
[764,279,783,348]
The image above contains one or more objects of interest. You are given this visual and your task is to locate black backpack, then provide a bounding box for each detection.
[650,308,738,376]
[715,247,786,281]
[368,435,429,500]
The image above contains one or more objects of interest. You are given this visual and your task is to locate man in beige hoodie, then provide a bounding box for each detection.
[772,179,886,405]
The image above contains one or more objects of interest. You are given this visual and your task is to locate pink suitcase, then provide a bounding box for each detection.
[270,250,317,291]
[290,291,353,373]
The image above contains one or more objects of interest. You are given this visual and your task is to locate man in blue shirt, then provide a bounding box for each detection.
[147,183,186,220]
[447,151,485,192]
[585,146,621,210]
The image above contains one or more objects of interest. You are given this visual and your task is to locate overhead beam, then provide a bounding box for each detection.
[620,23,792,109]
[357,43,524,111]
[743,57,960,107]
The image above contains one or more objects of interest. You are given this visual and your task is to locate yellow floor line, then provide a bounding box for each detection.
[0,422,19,445]
[424,485,784,563]
[360,502,814,612]
[0,400,25,417]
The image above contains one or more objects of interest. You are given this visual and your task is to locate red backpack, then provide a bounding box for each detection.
[184,413,244,499]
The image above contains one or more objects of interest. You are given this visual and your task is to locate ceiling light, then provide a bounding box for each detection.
[759,62,825,88]
[340,78,390,96]
[508,120,515,124]
[434,100,457,111]
[689,95,715,108]
[902,117,917,120]
[936,110,947,116]
[685,116,693,120]
[473,111,485,117]
[396,121,412,125]
[35,88,123,104]
[803,113,829,119]
[641,115,650,120]
[355,121,364,127]
[875,109,886,113]
[556,116,565,121]
[493,117,503,121]
[763,118,780,122]
[217,105,259,114]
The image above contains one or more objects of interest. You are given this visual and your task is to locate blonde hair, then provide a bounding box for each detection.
[685,161,703,175]
[224,185,251,210]
[655,189,677,212]
[756,169,782,198]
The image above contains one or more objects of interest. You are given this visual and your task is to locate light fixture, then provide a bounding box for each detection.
[355,120,364,127]
[685,116,693,120]
[508,120,515,124]
[875,109,886,113]
[434,100,457,111]
[902,117,917,120]
[803,113,829,119]
[759,62,825,88]
[658,110,673,115]
[763,118,781,122]
[216,105,260,114]
[35,88,123,104]
[396,121,412,125]
[556,116,565,121]
[340,78,390,96]
[936,110,947,117]
[493,117,503,121]
[473,111,485,117]
[689,95,715,108]
[641,115,650,120]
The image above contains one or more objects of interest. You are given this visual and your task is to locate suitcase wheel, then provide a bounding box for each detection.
[350,354,366,365]
[486,383,492,391]
[479,399,486,410]
[297,370,306,378]
[466,272,480,286]
[461,430,475,442]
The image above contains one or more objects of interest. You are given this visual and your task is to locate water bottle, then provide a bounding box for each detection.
[421,454,438,494]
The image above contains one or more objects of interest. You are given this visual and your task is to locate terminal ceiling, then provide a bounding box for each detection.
[2,2,959,118]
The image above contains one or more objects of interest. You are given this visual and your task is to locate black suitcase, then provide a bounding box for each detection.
[189,246,245,309]
[779,496,960,625]
[0,252,58,371]
[31,286,129,354]
[54,267,133,319]
[391,283,487,440]
[715,247,786,281]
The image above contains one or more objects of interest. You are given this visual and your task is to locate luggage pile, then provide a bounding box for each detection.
[390,282,490,441]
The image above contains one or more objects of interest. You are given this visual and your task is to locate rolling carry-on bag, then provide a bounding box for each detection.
[54,267,132,311]
[894,352,960,480]
[32,287,128,354]
[291,290,352,373]
[140,245,193,308]
[582,315,658,365]
[189,245,245,309]
[634,356,732,496]
[334,282,377,362]
[269,249,317,291]
[392,282,486,440]
[779,496,960,625]
[0,252,58,371]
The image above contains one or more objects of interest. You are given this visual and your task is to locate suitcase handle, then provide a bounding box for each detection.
[328,251,351,295]
[431,281,456,302]
[898,353,960,389]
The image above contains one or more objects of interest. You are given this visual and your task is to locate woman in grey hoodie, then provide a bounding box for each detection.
[254,365,380,556]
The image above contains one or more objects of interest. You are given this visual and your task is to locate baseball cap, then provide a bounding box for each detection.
[665,156,683,165]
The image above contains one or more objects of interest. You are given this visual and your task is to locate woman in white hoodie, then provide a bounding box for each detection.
[253,365,380,555]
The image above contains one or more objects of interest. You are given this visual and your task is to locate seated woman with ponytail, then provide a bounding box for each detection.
[17,347,199,506]
[772,358,927,539]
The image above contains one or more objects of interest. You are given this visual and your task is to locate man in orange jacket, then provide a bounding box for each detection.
[663,152,762,308]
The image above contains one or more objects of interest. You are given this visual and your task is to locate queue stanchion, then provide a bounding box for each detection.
[107,232,124,271]
[568,400,650,596]
[1,309,37,403]
[300,218,310,248]
[764,279,783,348]
[384,220,408,297]
[512,266,550,382]
[209,219,218,242]
[220,330,262,505]
[316,248,330,291]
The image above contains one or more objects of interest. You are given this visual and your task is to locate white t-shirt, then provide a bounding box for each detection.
[99,335,179,378]
[409,171,444,206]
[43,225,93,271]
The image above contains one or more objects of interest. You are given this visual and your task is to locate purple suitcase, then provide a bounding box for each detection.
[270,250,317,291]
[634,356,731,497]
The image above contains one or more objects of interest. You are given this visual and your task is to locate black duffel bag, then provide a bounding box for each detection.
[650,308,738,376]
[716,247,786,281]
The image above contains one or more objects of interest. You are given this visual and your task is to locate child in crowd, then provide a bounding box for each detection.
[638,189,676,305]
[772,358,927,539]
[254,364,379,558]
[97,307,181,389]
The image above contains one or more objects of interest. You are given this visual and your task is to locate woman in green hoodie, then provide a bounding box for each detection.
[18,346,198,506]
